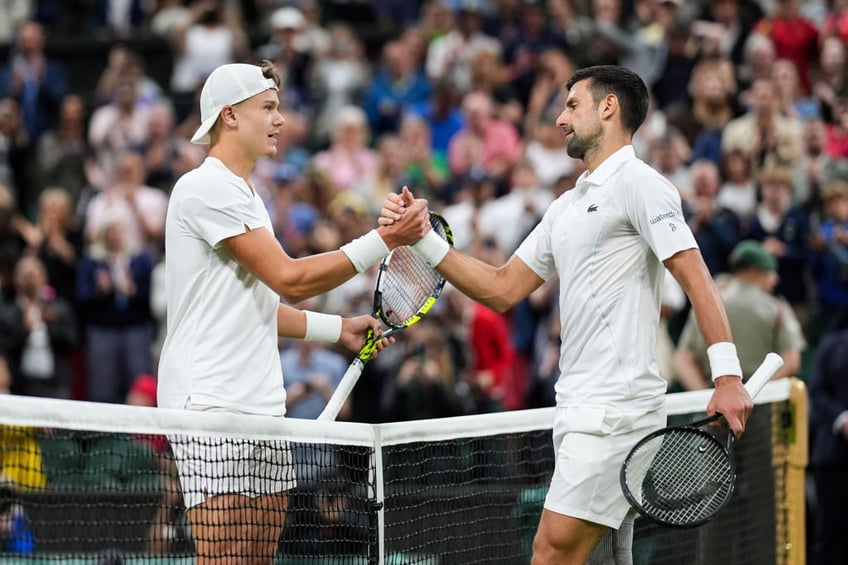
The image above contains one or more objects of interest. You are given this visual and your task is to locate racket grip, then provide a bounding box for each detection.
[744,353,784,399]
[318,359,365,421]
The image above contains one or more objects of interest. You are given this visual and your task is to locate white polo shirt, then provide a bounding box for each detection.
[516,146,696,414]
[157,157,286,416]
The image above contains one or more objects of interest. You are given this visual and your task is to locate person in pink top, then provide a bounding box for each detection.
[447,91,521,184]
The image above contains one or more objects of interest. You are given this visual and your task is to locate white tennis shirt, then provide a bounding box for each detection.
[516,146,697,414]
[157,157,286,416]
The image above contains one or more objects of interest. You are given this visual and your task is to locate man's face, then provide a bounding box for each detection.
[233,89,285,159]
[557,80,603,161]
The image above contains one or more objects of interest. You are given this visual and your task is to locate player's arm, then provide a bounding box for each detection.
[276,303,387,354]
[664,248,753,436]
[223,199,430,304]
[433,249,544,313]
[381,188,544,311]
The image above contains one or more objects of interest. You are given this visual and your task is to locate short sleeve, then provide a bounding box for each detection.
[179,181,266,248]
[623,169,697,262]
[775,301,807,353]
[514,200,559,281]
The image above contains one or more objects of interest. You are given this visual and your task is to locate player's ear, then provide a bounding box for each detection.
[220,105,237,127]
[600,94,618,120]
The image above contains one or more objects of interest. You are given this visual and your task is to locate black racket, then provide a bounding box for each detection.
[620,353,784,528]
[318,212,453,421]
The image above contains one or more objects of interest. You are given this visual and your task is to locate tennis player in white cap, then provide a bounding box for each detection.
[157,60,429,562]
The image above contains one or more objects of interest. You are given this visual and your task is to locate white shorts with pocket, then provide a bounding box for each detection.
[544,404,666,529]
[169,403,297,509]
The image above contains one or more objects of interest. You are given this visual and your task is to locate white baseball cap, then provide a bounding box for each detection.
[191,63,279,145]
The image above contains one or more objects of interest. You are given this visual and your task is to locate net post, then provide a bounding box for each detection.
[782,378,808,565]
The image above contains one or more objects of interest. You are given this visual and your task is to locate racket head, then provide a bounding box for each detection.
[373,212,451,329]
[620,417,736,528]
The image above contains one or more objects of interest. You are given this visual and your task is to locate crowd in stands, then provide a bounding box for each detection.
[0,0,848,560]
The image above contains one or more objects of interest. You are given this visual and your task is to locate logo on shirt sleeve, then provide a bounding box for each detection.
[649,210,677,224]
[587,204,599,213]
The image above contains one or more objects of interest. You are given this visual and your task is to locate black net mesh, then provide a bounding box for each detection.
[0,398,789,563]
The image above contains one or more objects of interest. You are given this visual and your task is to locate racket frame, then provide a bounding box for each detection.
[318,212,452,421]
[620,413,736,528]
[619,353,784,527]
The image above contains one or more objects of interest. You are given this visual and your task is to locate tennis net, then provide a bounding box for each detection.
[0,378,804,564]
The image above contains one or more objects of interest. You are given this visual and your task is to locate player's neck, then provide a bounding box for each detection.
[583,132,631,172]
[209,143,258,184]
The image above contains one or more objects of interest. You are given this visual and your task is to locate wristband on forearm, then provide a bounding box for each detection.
[411,229,450,267]
[340,229,390,273]
[707,342,743,382]
[303,310,342,343]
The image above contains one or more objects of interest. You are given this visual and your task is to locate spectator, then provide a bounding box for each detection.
[256,6,311,99]
[309,24,370,148]
[808,318,848,565]
[131,102,181,193]
[809,180,848,338]
[0,183,25,302]
[87,77,151,179]
[752,0,818,95]
[169,0,248,96]
[812,36,847,123]
[16,188,83,304]
[0,21,67,141]
[772,58,819,121]
[0,474,35,553]
[94,46,162,109]
[83,151,168,255]
[746,166,812,329]
[684,159,741,276]
[0,97,36,220]
[380,319,465,421]
[722,76,803,177]
[425,0,501,93]
[674,239,804,390]
[665,56,738,163]
[281,338,349,421]
[0,255,77,399]
[468,49,521,127]
[364,39,431,138]
[35,94,92,215]
[406,78,465,159]
[717,148,757,222]
[76,218,155,403]
[399,114,449,204]
[311,106,379,193]
[447,91,521,183]
[500,0,564,107]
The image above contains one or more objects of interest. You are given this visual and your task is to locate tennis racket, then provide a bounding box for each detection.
[318,212,453,421]
[620,352,784,528]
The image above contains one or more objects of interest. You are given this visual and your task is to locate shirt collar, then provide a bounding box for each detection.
[575,145,636,188]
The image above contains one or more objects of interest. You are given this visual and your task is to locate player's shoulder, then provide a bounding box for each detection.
[620,157,679,198]
[171,159,244,202]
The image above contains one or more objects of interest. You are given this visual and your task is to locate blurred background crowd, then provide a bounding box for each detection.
[1,0,848,559]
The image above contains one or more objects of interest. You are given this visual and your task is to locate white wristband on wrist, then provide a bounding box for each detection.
[340,229,390,273]
[707,342,742,382]
[303,310,342,343]
[411,230,450,267]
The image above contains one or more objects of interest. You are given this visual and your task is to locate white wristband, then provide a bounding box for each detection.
[304,310,342,343]
[707,342,742,382]
[340,229,390,273]
[411,229,450,267]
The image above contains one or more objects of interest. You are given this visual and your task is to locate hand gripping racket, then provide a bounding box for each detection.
[318,212,453,421]
[620,352,784,528]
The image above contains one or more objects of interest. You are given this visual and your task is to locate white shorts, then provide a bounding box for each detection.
[169,403,296,509]
[545,405,666,529]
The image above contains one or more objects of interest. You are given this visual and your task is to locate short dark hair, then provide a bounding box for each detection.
[565,65,649,135]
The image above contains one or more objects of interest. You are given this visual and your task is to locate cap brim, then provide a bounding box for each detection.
[191,112,220,145]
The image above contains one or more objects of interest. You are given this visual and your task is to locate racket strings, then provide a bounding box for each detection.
[624,429,733,525]
[380,247,443,325]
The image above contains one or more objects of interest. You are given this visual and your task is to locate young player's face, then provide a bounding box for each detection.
[556,80,603,161]
[235,90,285,159]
